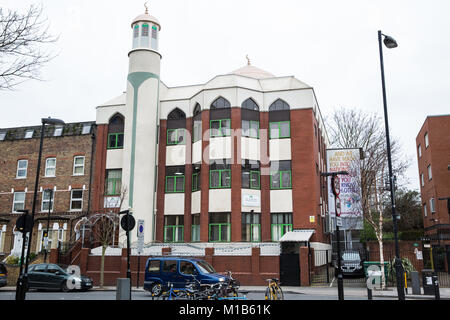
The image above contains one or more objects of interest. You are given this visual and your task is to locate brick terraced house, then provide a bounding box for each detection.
[0,122,96,260]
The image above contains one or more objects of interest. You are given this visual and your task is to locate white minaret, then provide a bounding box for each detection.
[122,5,161,244]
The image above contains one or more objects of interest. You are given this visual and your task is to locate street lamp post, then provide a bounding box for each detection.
[378,30,405,301]
[322,170,348,301]
[16,117,65,301]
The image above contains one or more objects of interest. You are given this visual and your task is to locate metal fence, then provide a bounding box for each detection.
[311,248,450,288]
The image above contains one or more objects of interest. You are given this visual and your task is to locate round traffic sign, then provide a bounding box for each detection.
[120,214,136,231]
[332,175,341,196]
[335,197,342,217]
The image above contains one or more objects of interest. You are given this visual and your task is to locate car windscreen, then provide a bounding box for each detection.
[342,252,360,261]
[195,260,216,274]
[0,264,6,274]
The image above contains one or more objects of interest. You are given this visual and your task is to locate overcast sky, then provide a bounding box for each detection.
[2,0,450,192]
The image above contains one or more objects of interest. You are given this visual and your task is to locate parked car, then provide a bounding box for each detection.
[27,263,93,292]
[0,262,7,288]
[144,257,231,296]
[340,251,364,277]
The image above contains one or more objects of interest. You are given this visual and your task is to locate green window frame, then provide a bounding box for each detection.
[269,121,291,139]
[167,128,186,145]
[105,170,122,196]
[191,225,200,242]
[192,172,200,192]
[209,223,231,242]
[271,224,292,241]
[242,120,260,139]
[210,119,231,137]
[209,169,231,189]
[165,175,185,193]
[270,170,292,189]
[164,225,184,243]
[107,133,124,149]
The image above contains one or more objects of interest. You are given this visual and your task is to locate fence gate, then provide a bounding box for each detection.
[280,253,300,286]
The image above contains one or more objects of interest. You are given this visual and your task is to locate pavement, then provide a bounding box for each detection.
[1,285,449,299]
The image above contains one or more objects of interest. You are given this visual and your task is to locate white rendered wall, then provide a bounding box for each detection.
[209,189,231,212]
[164,193,185,215]
[166,145,186,166]
[269,139,292,161]
[192,140,202,164]
[209,137,232,160]
[270,190,293,212]
[191,191,201,214]
[241,189,261,213]
[241,137,260,161]
[106,149,123,170]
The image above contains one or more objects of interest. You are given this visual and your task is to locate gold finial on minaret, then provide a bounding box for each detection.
[246,55,251,66]
[144,2,149,14]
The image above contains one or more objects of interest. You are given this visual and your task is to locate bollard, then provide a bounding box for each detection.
[116,278,131,300]
[410,271,420,295]
[433,275,440,300]
[367,288,373,300]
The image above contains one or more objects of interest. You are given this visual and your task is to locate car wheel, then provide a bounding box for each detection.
[150,283,162,297]
[61,281,70,293]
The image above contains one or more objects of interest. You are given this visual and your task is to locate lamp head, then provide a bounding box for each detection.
[383,35,398,49]
[42,117,65,126]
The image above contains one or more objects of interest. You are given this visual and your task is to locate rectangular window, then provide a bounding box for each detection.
[191,215,200,242]
[105,170,122,195]
[16,159,28,179]
[24,129,34,139]
[41,190,54,212]
[148,260,160,273]
[423,203,428,217]
[165,175,185,193]
[193,121,202,142]
[424,132,429,148]
[430,198,436,213]
[209,213,231,242]
[421,173,424,187]
[242,170,260,189]
[164,216,184,243]
[428,165,432,180]
[210,169,231,189]
[70,189,83,211]
[142,24,149,37]
[53,126,63,137]
[45,158,56,177]
[12,192,26,212]
[73,156,85,175]
[242,212,261,242]
[0,131,6,141]
[270,161,292,189]
[242,120,259,138]
[418,144,422,158]
[192,172,200,192]
[271,213,293,241]
[82,124,92,135]
[107,133,124,149]
[151,25,158,39]
[269,121,290,139]
[210,119,231,137]
[133,25,139,38]
[167,128,186,145]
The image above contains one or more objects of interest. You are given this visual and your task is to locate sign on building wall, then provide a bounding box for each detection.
[242,194,260,207]
[326,148,363,230]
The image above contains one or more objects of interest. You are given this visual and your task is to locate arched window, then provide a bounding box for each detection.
[193,103,201,117]
[268,99,290,139]
[168,108,186,120]
[210,97,231,109]
[108,114,125,149]
[167,108,186,145]
[241,98,259,111]
[269,99,290,111]
[193,104,202,142]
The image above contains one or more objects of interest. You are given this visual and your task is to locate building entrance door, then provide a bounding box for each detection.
[279,242,300,286]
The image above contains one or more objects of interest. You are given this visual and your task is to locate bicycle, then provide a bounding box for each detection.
[159,282,194,300]
[264,278,284,300]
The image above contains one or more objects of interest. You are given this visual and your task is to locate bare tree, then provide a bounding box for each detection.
[0,4,58,90]
[328,108,410,289]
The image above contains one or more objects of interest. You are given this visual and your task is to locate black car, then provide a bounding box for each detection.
[28,263,93,292]
[0,262,7,288]
[340,251,364,277]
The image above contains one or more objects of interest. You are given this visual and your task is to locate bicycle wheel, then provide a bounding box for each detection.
[274,285,284,300]
[264,287,271,300]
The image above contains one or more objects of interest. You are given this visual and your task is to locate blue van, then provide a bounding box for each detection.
[143,257,229,296]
